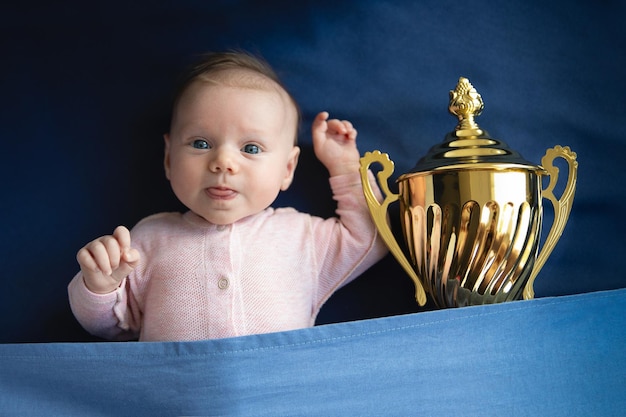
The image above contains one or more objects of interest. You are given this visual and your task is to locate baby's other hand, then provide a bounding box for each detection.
[312,111,361,177]
[76,226,140,294]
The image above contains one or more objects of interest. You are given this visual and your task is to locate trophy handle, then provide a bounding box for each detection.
[360,151,428,306]
[523,146,578,300]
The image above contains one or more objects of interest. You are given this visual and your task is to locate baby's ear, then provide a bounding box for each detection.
[163,134,171,180]
[280,146,301,191]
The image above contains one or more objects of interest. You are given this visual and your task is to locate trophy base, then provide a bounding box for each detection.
[440,263,533,308]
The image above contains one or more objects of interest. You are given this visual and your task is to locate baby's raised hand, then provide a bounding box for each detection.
[312,111,361,177]
[76,226,140,294]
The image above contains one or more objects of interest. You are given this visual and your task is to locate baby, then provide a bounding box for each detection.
[68,51,387,341]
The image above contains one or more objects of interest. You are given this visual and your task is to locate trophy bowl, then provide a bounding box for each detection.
[360,77,577,308]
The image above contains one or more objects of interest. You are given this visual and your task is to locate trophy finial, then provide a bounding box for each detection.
[449,77,484,134]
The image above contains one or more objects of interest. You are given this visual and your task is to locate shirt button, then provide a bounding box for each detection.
[216,225,227,231]
[218,277,229,290]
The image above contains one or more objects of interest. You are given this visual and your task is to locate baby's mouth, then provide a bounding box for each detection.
[206,186,237,200]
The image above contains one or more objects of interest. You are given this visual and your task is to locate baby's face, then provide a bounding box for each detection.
[164,81,300,225]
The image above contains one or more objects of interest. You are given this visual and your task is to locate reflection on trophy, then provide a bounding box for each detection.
[360,77,577,307]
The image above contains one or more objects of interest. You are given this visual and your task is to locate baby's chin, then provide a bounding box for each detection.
[193,210,255,226]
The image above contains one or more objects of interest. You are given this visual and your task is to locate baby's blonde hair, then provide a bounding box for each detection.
[170,51,301,144]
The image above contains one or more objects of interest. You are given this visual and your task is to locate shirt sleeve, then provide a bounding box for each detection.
[312,170,388,308]
[67,272,140,341]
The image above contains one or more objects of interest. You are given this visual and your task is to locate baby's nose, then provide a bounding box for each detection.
[209,148,239,173]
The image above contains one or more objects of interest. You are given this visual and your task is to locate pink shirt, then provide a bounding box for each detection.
[68,172,387,341]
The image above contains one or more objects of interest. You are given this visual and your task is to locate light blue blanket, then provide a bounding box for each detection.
[2,289,624,416]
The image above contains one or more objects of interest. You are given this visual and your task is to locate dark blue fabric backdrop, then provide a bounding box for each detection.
[1,1,625,343]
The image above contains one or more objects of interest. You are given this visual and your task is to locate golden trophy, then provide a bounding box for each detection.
[360,77,578,307]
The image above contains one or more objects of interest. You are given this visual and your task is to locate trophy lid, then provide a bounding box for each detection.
[403,77,542,176]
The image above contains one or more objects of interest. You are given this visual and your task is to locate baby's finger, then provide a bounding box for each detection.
[113,225,132,249]
[314,111,329,122]
[326,119,348,135]
[76,247,100,273]
[101,235,123,272]
[341,120,354,131]
[122,247,141,268]
[311,112,329,137]
[83,238,118,276]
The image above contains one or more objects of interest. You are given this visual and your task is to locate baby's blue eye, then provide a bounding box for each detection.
[192,139,209,149]
[242,144,261,154]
